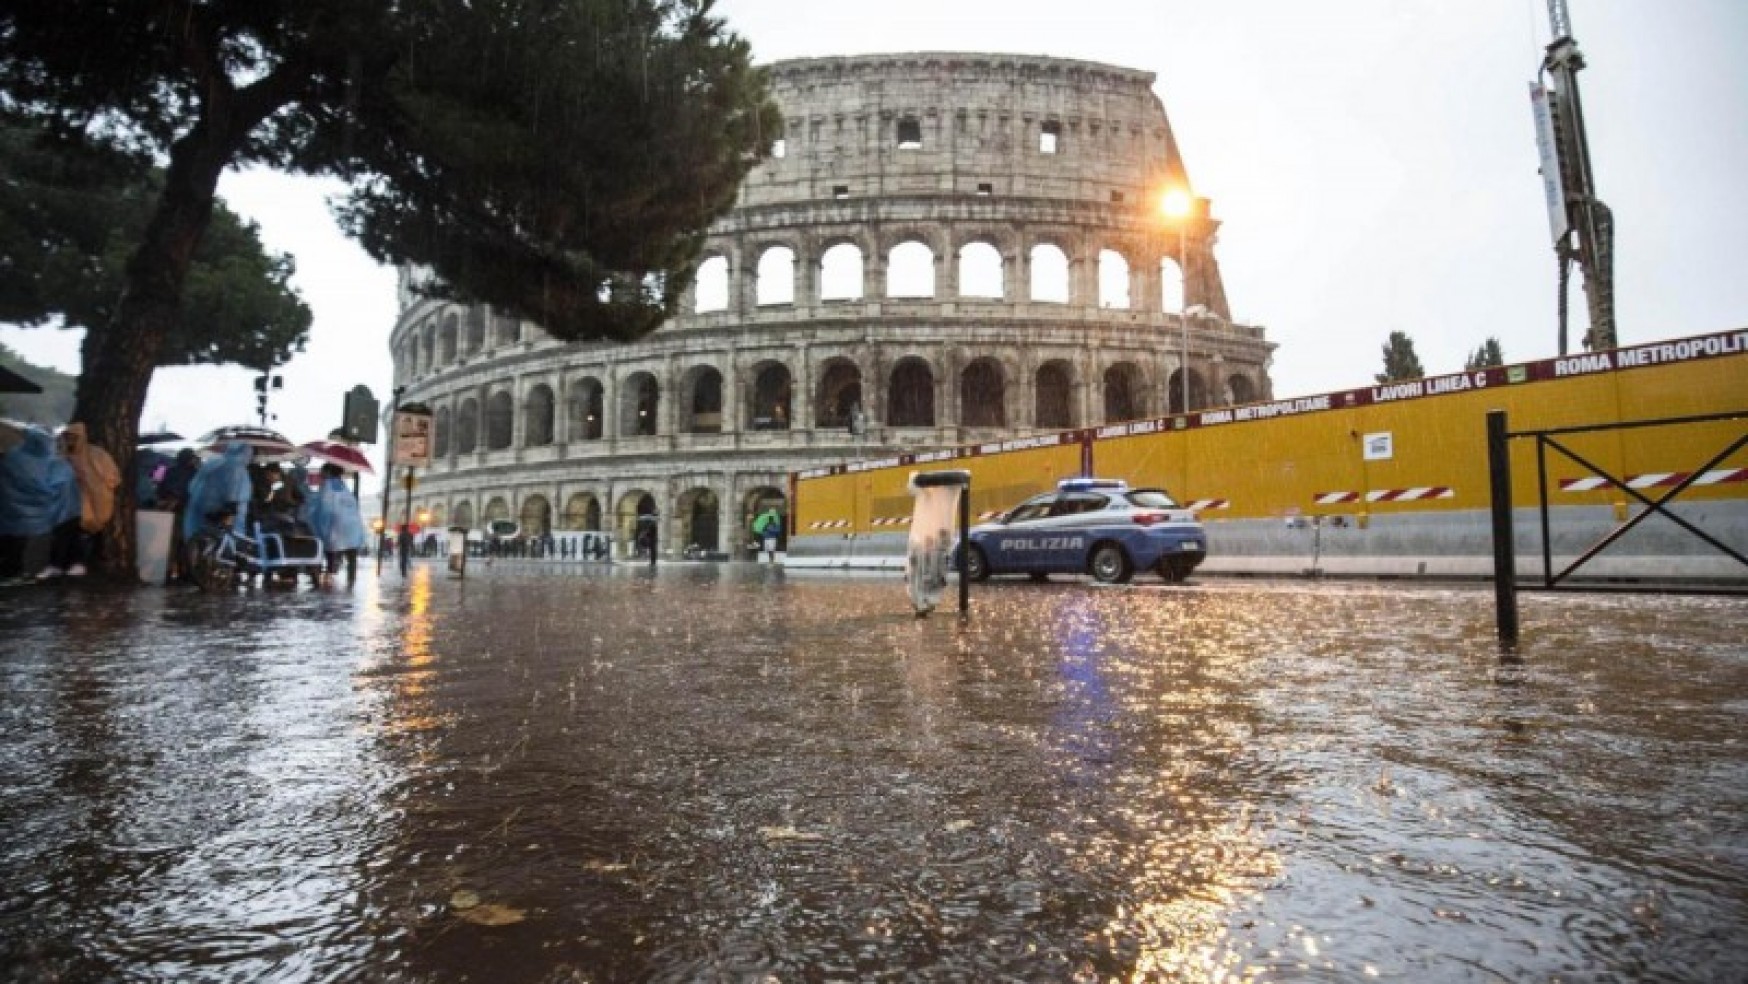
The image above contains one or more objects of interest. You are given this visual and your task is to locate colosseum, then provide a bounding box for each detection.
[389,52,1276,557]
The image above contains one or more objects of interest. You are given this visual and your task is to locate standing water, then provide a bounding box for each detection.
[1,567,1743,982]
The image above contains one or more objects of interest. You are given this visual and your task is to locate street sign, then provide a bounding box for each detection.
[343,385,380,444]
[392,407,433,467]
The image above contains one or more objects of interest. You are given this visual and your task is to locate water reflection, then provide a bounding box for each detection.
[0,571,1743,982]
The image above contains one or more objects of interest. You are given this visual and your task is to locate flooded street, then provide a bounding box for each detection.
[1,565,1744,983]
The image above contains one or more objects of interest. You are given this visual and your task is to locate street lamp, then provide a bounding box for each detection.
[1159,188,1194,414]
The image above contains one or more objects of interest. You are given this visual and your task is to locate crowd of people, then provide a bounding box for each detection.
[0,425,367,587]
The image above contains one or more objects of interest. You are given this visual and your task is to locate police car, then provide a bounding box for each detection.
[959,478,1206,584]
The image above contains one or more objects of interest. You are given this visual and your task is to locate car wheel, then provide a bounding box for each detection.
[1089,543,1132,583]
[1028,572,1050,583]
[964,545,991,582]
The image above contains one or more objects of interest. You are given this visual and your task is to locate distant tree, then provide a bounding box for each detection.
[1464,337,1505,371]
[0,0,776,577]
[1375,331,1426,383]
[0,124,312,372]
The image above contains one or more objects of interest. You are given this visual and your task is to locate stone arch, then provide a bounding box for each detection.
[1160,257,1186,313]
[756,245,796,306]
[677,486,721,552]
[1228,373,1257,406]
[815,357,863,429]
[1029,243,1070,303]
[681,364,724,433]
[438,313,458,366]
[694,254,730,313]
[493,312,520,347]
[1104,361,1146,423]
[886,240,935,298]
[428,504,446,528]
[568,377,604,441]
[483,496,511,526]
[1035,359,1075,430]
[956,241,1003,299]
[748,360,793,430]
[561,492,601,530]
[485,390,515,450]
[959,356,1006,427]
[887,356,936,427]
[620,371,660,436]
[452,500,474,530]
[1167,368,1210,414]
[524,383,555,447]
[519,494,552,537]
[819,242,865,301]
[616,490,659,558]
[420,321,436,375]
[464,307,487,355]
[456,397,480,454]
[434,406,452,457]
[1098,249,1131,309]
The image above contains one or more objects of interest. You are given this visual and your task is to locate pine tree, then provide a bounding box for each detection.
[1464,337,1505,370]
[1375,331,1426,383]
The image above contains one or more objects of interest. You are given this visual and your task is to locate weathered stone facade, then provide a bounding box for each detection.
[389,52,1275,556]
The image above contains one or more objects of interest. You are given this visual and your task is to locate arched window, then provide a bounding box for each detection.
[621,372,659,436]
[562,493,596,530]
[1035,361,1074,430]
[756,246,795,306]
[433,407,451,457]
[1167,368,1210,414]
[1228,374,1257,406]
[1029,244,1070,303]
[519,495,552,537]
[485,391,515,450]
[523,384,555,447]
[1104,362,1145,423]
[959,357,1006,427]
[815,359,863,429]
[694,255,730,313]
[749,362,792,430]
[464,307,487,354]
[1098,249,1131,309]
[684,366,723,433]
[568,378,603,441]
[819,243,864,301]
[887,358,935,427]
[420,322,435,375]
[887,241,935,298]
[957,242,1003,299]
[452,501,475,529]
[493,312,520,346]
[679,487,721,552]
[438,313,458,365]
[456,398,480,454]
[1160,257,1186,313]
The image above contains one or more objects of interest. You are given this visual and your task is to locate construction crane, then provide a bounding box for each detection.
[1529,0,1615,354]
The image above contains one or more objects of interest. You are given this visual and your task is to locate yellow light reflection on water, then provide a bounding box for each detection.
[367,564,449,737]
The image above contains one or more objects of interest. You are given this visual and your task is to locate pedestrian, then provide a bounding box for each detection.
[751,505,783,563]
[636,510,658,568]
[49,422,121,578]
[300,463,366,584]
[155,449,200,581]
[0,427,79,584]
[183,442,255,543]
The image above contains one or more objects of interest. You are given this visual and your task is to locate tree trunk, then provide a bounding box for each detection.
[76,129,233,581]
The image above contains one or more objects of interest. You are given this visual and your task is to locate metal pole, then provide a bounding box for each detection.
[957,481,970,615]
[399,468,414,578]
[1179,221,1190,414]
[376,386,403,575]
[1486,410,1519,643]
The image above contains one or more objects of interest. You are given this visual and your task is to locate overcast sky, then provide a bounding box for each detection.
[4,0,1744,467]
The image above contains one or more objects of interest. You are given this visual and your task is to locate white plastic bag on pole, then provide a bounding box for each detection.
[906,473,961,615]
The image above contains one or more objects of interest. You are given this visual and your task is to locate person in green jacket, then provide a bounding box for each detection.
[751,506,783,563]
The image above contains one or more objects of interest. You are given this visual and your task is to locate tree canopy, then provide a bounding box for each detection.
[1464,337,1505,371]
[0,0,776,576]
[1375,330,1425,384]
[0,125,312,371]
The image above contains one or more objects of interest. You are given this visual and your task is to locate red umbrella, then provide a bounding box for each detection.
[299,439,375,475]
[199,425,298,461]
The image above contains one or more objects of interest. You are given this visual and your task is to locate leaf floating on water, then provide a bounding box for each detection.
[457,902,526,926]
[450,889,481,911]
[759,825,825,842]
[943,820,974,833]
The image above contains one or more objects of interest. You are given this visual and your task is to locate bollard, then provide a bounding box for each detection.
[447,526,468,578]
[1486,410,1519,644]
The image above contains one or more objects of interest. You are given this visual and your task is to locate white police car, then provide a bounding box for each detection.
[959,478,1206,584]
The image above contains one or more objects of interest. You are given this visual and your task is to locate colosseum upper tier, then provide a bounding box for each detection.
[389,52,1276,555]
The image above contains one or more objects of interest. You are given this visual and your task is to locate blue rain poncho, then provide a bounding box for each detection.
[299,474,367,554]
[181,442,255,538]
[0,428,78,537]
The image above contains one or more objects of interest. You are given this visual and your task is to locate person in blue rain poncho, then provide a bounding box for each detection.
[299,463,366,583]
[0,428,80,582]
[181,442,255,541]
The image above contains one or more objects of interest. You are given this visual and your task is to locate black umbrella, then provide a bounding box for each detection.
[0,365,42,394]
[137,430,185,446]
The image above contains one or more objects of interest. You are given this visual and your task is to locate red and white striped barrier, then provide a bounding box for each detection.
[807,519,851,530]
[1314,491,1361,505]
[869,516,912,526]
[1559,468,1748,492]
[976,510,1005,521]
[1315,487,1455,505]
[1183,498,1230,511]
